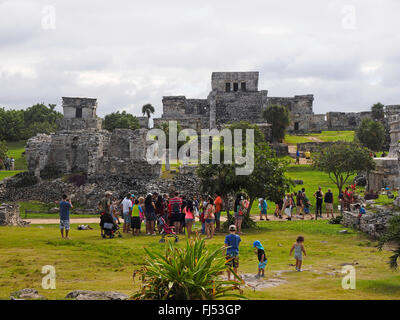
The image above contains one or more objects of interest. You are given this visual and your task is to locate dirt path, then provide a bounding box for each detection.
[25,214,331,225]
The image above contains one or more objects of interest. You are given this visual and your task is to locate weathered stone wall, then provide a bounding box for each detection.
[212,91,263,126]
[161,96,187,116]
[62,97,97,119]
[326,111,372,131]
[342,209,400,239]
[0,203,29,226]
[266,95,314,115]
[211,72,259,92]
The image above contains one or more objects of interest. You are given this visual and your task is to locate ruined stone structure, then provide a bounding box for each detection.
[25,97,161,181]
[0,203,29,226]
[342,208,400,239]
[368,113,400,191]
[153,71,384,134]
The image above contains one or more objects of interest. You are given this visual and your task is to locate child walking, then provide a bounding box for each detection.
[253,240,267,278]
[290,236,307,272]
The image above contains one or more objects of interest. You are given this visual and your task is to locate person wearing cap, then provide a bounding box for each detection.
[224,225,241,281]
[253,240,267,278]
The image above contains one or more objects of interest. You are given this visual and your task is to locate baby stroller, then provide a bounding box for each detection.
[158,216,179,243]
[101,213,122,239]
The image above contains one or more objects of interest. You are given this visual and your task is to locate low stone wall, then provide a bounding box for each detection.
[342,209,400,239]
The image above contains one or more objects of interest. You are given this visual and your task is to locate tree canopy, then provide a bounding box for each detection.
[356,118,385,152]
[313,142,375,193]
[196,122,291,228]
[0,104,62,141]
[371,102,385,121]
[104,111,140,132]
[142,104,155,118]
[262,104,290,142]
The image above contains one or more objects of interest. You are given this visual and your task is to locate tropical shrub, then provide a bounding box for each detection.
[132,235,245,300]
[378,215,400,270]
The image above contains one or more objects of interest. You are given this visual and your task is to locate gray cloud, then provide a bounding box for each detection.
[0,0,399,118]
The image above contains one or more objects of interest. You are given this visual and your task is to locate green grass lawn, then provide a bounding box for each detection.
[0,170,24,181]
[0,220,399,300]
[284,131,355,145]
[6,141,27,170]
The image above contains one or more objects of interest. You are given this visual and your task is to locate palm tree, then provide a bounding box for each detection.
[142,104,155,119]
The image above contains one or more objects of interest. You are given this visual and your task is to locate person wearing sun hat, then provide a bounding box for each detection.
[253,240,267,278]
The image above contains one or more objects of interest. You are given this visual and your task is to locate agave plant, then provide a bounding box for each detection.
[132,235,245,300]
[378,215,400,270]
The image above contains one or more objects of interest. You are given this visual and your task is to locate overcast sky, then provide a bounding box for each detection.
[1,0,399,119]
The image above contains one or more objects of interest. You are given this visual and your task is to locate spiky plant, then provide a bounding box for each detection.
[132,235,245,300]
[378,215,400,270]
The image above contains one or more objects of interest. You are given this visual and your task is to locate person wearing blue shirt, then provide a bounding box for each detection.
[224,225,241,281]
[59,194,73,239]
[259,198,268,221]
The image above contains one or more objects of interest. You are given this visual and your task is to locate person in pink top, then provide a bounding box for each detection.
[183,200,195,238]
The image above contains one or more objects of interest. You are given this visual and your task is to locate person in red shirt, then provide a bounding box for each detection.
[214,192,223,232]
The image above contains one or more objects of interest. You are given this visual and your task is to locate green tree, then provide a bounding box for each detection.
[263,104,290,142]
[313,142,376,194]
[0,108,25,141]
[197,122,291,229]
[142,103,155,119]
[378,216,400,270]
[0,140,8,166]
[356,118,385,152]
[104,111,140,132]
[371,102,385,121]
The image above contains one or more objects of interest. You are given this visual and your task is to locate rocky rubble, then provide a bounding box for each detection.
[65,290,128,300]
[10,288,46,300]
[0,171,201,210]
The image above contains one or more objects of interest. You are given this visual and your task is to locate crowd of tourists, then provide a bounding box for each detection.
[269,185,358,221]
[95,191,254,239]
[57,185,361,277]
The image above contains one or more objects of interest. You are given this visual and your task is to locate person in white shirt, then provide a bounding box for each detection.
[121,194,133,233]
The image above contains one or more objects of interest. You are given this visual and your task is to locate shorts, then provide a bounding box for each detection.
[294,254,302,261]
[260,210,267,215]
[123,212,131,224]
[304,207,310,214]
[326,203,333,210]
[258,259,268,270]
[235,215,244,221]
[205,218,215,224]
[145,212,156,222]
[185,218,194,224]
[131,216,141,229]
[225,255,239,268]
[214,212,221,221]
[60,220,70,230]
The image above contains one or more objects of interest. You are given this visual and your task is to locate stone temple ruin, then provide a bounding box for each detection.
[153,71,400,134]
[25,97,161,180]
[368,114,400,191]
